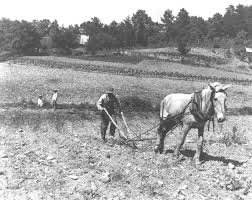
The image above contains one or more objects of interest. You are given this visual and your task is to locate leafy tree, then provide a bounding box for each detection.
[60,26,79,49]
[175,8,190,30]
[234,30,247,46]
[223,5,238,37]
[32,19,51,38]
[106,21,121,49]
[122,17,135,47]
[235,4,249,33]
[207,13,224,39]
[0,18,15,50]
[148,22,164,46]
[247,6,252,38]
[80,17,103,36]
[188,16,208,44]
[86,32,116,54]
[73,24,80,34]
[1,20,41,54]
[175,8,191,43]
[161,9,175,42]
[48,20,61,48]
[132,10,153,46]
[86,35,101,55]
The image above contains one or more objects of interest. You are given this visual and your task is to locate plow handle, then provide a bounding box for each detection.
[103,108,127,139]
[121,112,131,133]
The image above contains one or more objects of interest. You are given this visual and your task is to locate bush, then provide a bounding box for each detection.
[219,125,247,146]
[213,43,220,49]
[177,41,190,56]
[120,96,158,112]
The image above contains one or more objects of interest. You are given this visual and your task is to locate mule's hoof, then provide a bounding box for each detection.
[193,157,202,166]
[195,161,201,166]
[154,146,159,154]
[173,151,180,158]
[178,155,185,161]
[154,146,163,154]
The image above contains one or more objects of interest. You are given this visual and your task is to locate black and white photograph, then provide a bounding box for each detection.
[0,0,252,199]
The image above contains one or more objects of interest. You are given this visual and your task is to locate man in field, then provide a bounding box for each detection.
[97,88,121,141]
[52,89,58,111]
[37,95,44,107]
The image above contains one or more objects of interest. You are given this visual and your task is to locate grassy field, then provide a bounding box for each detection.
[0,60,252,199]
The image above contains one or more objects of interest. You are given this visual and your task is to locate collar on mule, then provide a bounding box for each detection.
[190,90,215,121]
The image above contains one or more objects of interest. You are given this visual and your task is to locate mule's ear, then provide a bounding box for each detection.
[223,84,231,91]
[208,84,215,91]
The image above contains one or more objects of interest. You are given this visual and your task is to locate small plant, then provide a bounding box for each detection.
[225,49,232,58]
[219,125,247,146]
[218,172,243,191]
[111,168,124,182]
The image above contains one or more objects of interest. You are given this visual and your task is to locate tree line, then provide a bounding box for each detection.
[0,4,251,55]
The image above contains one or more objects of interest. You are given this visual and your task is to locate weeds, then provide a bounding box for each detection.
[121,96,159,112]
[219,125,247,146]
[111,168,124,182]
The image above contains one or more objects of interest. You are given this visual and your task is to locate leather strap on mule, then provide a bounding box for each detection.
[190,90,215,122]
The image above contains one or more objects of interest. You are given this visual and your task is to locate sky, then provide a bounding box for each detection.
[0,0,251,26]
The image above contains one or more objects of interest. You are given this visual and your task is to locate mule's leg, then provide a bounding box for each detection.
[173,124,190,157]
[154,121,167,154]
[154,119,177,154]
[193,126,204,165]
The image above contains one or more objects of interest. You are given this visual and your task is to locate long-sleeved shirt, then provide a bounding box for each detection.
[38,98,44,107]
[96,93,121,114]
[52,93,58,102]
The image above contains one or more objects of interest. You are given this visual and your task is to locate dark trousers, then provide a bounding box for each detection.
[52,100,57,110]
[100,111,116,141]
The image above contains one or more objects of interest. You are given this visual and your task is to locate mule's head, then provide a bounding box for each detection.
[209,82,230,123]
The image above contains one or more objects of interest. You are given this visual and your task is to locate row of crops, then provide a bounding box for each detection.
[12,57,252,85]
[130,51,227,67]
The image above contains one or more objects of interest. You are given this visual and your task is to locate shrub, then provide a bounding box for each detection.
[213,43,220,49]
[120,96,158,112]
[177,41,190,56]
[219,125,247,146]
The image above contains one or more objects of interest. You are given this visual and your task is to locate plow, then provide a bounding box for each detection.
[103,108,159,148]
[103,92,218,150]
[103,108,180,149]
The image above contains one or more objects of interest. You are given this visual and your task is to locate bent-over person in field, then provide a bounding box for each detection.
[97,88,121,141]
[37,95,44,107]
[52,89,58,111]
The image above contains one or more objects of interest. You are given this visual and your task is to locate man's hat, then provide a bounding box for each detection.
[53,89,58,92]
[106,87,114,93]
[39,95,42,97]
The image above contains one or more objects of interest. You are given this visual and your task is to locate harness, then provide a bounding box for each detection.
[189,90,215,122]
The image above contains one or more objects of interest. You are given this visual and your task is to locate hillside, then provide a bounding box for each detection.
[0,62,252,199]
[11,55,252,85]
[130,47,252,75]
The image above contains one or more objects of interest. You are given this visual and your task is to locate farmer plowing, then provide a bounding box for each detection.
[97,87,122,142]
[95,82,231,166]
